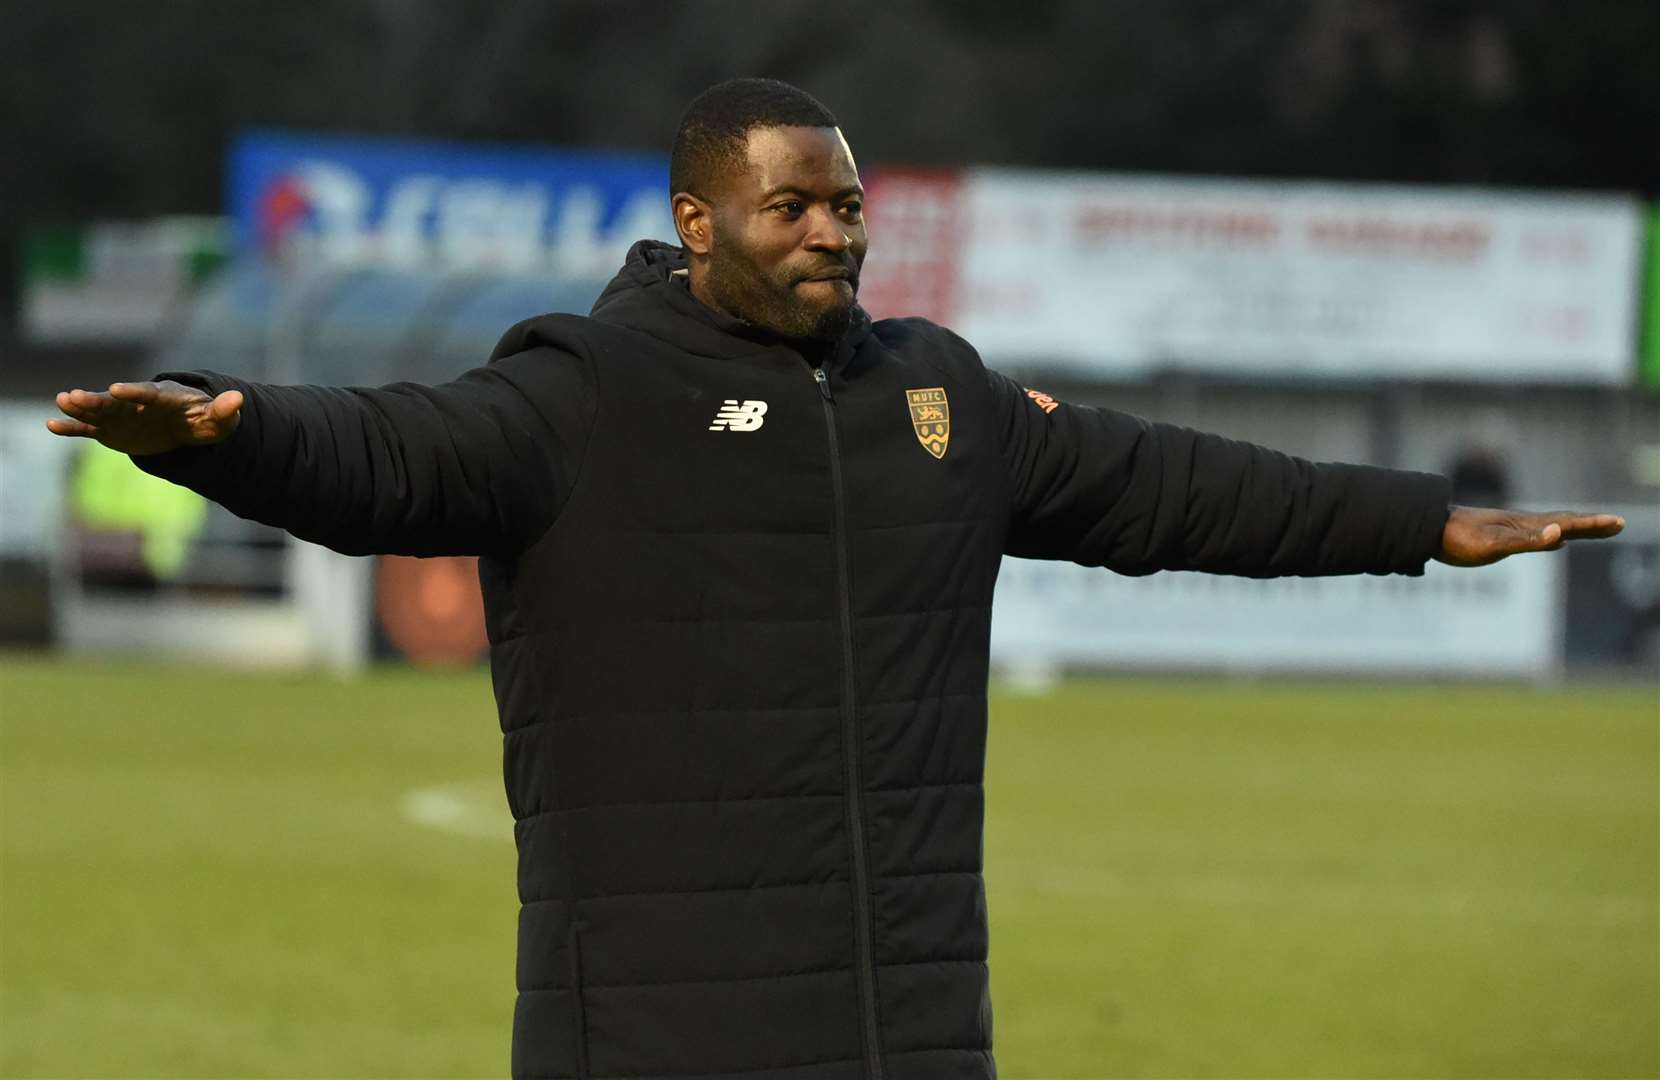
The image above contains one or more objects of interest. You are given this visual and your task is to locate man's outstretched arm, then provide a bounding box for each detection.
[985,366,1623,575]
[46,336,596,558]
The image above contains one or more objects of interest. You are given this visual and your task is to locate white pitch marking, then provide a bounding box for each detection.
[400,779,514,842]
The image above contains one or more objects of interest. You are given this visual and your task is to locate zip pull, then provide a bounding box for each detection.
[813,367,833,401]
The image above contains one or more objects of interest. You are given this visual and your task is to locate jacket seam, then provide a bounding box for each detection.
[854,517,997,534]
[526,957,987,995]
[619,526,837,538]
[508,702,834,725]
[606,518,999,538]
[884,1044,996,1058]
[875,868,981,881]
[517,339,603,556]
[863,691,984,708]
[892,321,967,389]
[511,779,981,820]
[572,1043,986,1080]
[567,601,991,626]
[516,793,840,817]
[499,691,985,737]
[583,314,782,364]
[859,603,990,620]
[865,780,980,796]
[575,964,854,993]
[521,691,983,723]
[524,879,848,906]
[520,868,982,906]
[585,1055,861,1080]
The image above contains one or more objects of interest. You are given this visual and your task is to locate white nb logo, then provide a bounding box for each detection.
[709,399,769,432]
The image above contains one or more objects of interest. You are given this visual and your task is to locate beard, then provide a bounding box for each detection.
[702,234,862,343]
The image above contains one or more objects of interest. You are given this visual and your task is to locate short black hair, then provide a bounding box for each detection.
[670,78,840,200]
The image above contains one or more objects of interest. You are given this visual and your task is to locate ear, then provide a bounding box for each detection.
[672,192,714,256]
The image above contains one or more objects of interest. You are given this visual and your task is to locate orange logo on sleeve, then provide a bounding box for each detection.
[1024,388,1059,414]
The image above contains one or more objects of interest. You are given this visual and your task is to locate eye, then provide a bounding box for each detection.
[770,200,804,217]
[840,201,864,221]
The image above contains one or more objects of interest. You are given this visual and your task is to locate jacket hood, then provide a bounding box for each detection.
[589,239,872,365]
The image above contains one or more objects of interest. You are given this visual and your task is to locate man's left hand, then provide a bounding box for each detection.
[1436,505,1626,567]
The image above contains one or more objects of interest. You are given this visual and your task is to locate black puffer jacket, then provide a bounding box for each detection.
[135,240,1452,1079]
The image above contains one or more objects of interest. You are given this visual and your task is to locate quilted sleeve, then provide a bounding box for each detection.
[128,341,597,558]
[986,365,1452,577]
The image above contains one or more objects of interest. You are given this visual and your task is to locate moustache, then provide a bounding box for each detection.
[792,258,860,286]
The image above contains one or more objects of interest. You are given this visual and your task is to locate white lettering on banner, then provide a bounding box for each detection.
[988,556,1562,678]
[291,161,371,263]
[268,162,670,274]
[435,179,549,269]
[880,168,1644,384]
[381,174,443,264]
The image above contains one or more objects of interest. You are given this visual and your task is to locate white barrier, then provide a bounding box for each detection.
[989,555,1563,680]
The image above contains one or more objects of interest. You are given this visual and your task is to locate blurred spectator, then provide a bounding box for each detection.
[68,442,207,589]
[1448,443,1512,507]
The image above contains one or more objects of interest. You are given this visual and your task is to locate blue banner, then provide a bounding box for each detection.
[228,131,672,273]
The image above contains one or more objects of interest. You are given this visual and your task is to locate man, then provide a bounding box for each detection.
[48,79,1623,1080]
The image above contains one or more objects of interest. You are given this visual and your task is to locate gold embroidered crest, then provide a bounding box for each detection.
[905,387,950,460]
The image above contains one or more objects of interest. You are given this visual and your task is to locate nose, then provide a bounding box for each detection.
[802,206,850,253]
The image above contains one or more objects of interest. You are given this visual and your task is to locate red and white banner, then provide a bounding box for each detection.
[860,169,1642,384]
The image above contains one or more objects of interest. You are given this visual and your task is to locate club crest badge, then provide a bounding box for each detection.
[905,387,950,460]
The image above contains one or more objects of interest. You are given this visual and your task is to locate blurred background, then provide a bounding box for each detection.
[1,1,1656,1077]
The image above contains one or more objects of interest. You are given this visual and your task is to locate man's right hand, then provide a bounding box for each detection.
[47,381,245,456]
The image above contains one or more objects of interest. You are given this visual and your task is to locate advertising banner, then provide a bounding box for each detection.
[228,131,673,275]
[20,218,227,343]
[988,556,1562,679]
[860,169,1642,385]
[1641,203,1660,391]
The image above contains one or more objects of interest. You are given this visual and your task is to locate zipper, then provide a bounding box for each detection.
[569,921,590,1078]
[813,365,884,1080]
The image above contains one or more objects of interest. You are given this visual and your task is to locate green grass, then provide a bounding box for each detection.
[983,678,1658,1078]
[2,654,1655,1078]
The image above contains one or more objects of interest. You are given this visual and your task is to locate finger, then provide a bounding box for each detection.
[107,381,166,404]
[1535,512,1626,541]
[208,390,244,422]
[1539,511,1622,525]
[1561,521,1625,540]
[1561,513,1624,534]
[45,417,97,437]
[56,389,119,421]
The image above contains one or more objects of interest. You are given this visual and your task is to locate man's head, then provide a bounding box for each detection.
[670,78,867,343]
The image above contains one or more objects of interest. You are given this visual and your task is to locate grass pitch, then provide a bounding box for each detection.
[2,654,1655,1078]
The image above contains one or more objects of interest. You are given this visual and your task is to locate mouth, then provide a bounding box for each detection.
[799,270,856,286]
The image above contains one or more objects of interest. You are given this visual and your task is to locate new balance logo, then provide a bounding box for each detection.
[709,399,768,432]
